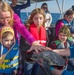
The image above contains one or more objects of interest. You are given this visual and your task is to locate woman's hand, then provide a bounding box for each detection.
[27,45,46,53]
[27,41,52,53]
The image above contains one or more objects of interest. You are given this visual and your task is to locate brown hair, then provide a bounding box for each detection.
[25,8,45,29]
[64,9,74,17]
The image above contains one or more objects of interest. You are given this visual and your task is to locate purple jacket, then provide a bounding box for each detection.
[13,14,35,45]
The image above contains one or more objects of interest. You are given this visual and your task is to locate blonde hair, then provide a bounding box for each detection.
[25,8,45,29]
[2,31,14,39]
[0,1,14,26]
[58,25,71,37]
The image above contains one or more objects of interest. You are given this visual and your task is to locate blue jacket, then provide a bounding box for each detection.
[0,40,19,74]
[62,19,70,25]
[10,0,30,17]
[61,70,74,75]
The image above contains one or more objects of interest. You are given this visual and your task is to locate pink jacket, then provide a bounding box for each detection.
[13,14,35,45]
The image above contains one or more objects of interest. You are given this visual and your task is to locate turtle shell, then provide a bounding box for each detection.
[32,50,65,66]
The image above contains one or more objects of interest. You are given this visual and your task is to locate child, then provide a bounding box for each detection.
[50,25,71,49]
[0,26,19,75]
[49,25,72,75]
[49,26,74,75]
[20,8,48,61]
[20,8,48,75]
[25,8,47,46]
[55,9,74,37]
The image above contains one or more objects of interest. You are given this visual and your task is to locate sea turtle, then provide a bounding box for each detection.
[31,50,65,67]
[31,50,65,75]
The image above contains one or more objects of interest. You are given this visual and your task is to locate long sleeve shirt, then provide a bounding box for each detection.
[13,14,36,75]
[13,13,35,45]
[10,0,30,17]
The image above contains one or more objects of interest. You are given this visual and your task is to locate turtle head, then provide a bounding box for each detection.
[31,52,45,67]
[31,52,39,61]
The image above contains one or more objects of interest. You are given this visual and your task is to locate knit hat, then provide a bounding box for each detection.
[0,26,14,42]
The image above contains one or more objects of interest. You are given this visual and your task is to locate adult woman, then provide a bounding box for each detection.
[0,1,45,53]
[41,3,52,30]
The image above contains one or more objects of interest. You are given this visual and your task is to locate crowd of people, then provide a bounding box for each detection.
[0,0,74,75]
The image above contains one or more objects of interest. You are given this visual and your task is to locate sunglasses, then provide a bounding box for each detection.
[42,7,47,9]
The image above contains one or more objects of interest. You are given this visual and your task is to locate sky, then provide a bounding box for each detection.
[21,0,74,13]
